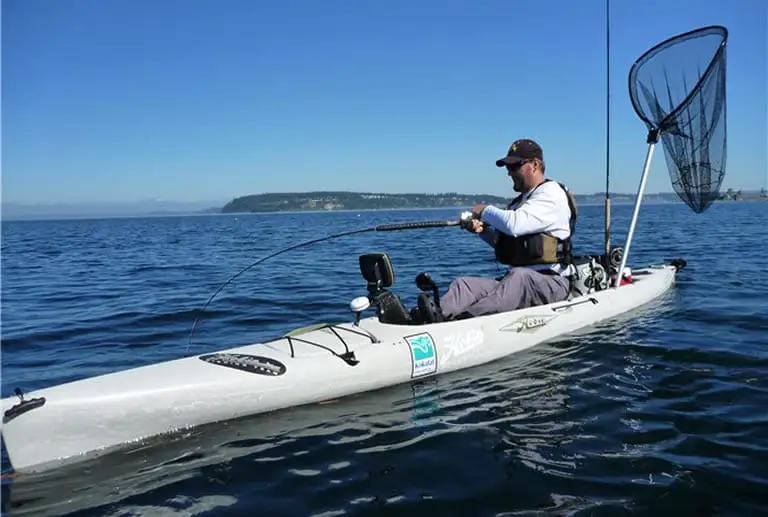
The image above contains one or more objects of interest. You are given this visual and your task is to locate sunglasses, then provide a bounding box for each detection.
[505,159,534,173]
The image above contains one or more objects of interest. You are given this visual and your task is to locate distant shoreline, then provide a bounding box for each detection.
[219,190,767,215]
[219,191,674,215]
[4,198,766,222]
[3,189,765,222]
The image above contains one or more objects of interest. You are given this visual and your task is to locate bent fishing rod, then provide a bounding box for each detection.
[186,213,474,351]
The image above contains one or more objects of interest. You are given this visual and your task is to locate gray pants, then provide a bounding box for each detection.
[439,268,570,319]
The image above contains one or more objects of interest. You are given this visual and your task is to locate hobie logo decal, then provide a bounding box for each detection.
[501,314,557,333]
[442,328,483,365]
[405,333,438,378]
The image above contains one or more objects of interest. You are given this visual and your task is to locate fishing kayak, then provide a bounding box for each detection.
[1,21,729,475]
[0,252,684,474]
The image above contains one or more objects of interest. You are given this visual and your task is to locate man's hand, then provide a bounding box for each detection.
[468,219,486,233]
[472,203,487,219]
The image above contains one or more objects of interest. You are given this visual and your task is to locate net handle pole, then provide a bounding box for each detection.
[614,129,660,288]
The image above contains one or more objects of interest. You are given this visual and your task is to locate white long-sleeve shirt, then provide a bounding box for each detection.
[478,180,574,275]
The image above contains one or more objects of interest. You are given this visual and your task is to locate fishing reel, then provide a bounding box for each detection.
[459,210,475,229]
[597,246,624,271]
[608,247,624,269]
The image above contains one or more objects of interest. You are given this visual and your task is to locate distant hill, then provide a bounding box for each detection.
[220,190,693,213]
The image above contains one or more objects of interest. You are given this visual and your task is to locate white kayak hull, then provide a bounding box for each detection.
[1,264,677,473]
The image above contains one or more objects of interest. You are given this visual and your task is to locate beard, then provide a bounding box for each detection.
[511,176,523,192]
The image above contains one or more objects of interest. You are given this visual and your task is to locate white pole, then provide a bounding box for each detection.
[614,138,657,288]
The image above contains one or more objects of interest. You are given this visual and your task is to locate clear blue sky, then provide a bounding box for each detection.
[2,0,766,204]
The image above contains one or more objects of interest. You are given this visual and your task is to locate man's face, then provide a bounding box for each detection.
[506,160,534,192]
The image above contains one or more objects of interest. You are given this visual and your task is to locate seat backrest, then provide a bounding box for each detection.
[359,252,395,288]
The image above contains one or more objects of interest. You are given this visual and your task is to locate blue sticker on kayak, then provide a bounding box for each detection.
[405,332,437,378]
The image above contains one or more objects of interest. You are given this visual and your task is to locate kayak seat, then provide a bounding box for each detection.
[359,252,395,295]
[374,291,413,325]
[358,252,414,325]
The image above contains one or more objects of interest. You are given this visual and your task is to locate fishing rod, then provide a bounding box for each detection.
[186,213,473,351]
[604,0,612,267]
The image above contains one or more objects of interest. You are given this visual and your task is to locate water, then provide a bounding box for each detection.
[1,202,767,516]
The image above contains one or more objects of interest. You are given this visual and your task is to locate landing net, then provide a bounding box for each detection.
[628,26,728,213]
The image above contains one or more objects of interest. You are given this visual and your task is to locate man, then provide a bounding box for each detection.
[438,138,577,319]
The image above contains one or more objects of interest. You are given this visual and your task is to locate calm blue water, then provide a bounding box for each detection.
[2,202,767,516]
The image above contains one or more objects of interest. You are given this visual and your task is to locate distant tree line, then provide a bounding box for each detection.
[220,189,765,214]
[221,191,512,213]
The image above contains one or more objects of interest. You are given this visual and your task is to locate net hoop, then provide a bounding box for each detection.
[627,25,728,131]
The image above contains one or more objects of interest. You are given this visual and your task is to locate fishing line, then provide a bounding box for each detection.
[186,217,466,352]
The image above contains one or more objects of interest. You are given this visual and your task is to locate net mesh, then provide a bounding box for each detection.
[628,26,728,213]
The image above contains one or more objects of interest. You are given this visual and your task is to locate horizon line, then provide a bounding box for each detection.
[4,187,764,207]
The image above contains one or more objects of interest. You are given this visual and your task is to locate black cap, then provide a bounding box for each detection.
[495,139,543,167]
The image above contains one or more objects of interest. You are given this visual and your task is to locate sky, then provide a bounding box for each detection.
[2,0,766,204]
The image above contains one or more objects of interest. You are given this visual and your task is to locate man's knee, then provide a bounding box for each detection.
[441,276,498,318]
[447,276,467,290]
[499,268,567,307]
